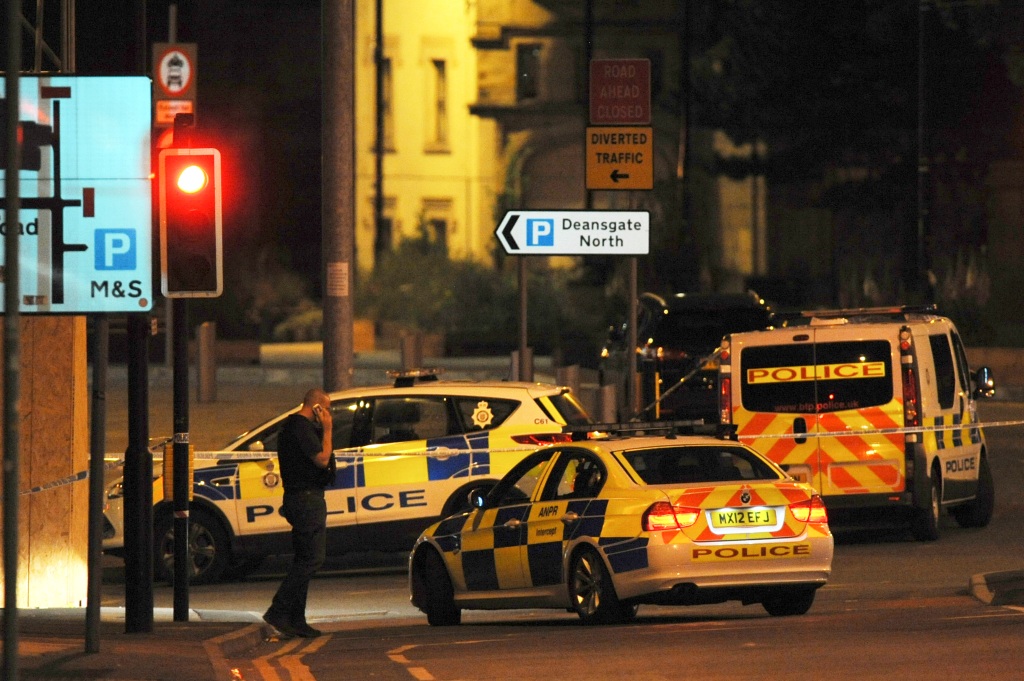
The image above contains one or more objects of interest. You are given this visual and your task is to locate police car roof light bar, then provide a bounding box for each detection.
[387,367,445,388]
[562,419,708,440]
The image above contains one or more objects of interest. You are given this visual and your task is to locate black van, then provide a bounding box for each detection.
[600,291,774,422]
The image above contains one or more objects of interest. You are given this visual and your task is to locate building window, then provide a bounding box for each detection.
[382,58,395,151]
[430,59,449,149]
[422,198,452,255]
[516,43,541,101]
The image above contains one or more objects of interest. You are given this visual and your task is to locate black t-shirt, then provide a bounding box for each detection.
[277,413,335,492]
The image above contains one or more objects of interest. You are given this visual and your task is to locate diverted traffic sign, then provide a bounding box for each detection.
[589,58,651,125]
[496,210,649,255]
[586,126,653,190]
[0,76,153,313]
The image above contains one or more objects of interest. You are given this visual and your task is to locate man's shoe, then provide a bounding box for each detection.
[263,611,300,638]
[293,622,323,638]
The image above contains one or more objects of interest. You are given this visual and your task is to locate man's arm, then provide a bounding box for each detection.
[311,405,334,469]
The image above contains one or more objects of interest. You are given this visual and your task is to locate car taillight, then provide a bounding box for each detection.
[789,495,828,524]
[719,376,732,424]
[642,501,700,531]
[511,433,573,445]
[901,365,919,427]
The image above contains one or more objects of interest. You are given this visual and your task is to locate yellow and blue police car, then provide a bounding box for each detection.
[409,424,833,625]
[105,370,592,583]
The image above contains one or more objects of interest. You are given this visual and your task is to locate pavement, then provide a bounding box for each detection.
[5,342,1024,679]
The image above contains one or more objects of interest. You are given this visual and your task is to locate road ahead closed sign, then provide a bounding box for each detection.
[495,210,649,255]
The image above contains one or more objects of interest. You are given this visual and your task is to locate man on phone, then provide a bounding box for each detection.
[263,387,335,638]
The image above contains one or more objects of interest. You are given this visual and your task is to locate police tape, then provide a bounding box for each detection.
[8,460,128,498]
[733,418,1024,440]
[100,445,537,466]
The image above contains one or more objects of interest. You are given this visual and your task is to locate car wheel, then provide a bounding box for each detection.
[415,548,461,626]
[950,455,995,528]
[910,467,941,542]
[568,548,630,625]
[154,508,231,585]
[762,586,817,617]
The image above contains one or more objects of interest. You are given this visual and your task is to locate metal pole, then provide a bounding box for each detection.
[322,0,356,392]
[374,0,385,259]
[85,318,108,652]
[3,3,23,676]
[172,299,190,620]
[122,315,152,633]
[124,0,153,634]
[518,257,529,380]
[627,257,638,416]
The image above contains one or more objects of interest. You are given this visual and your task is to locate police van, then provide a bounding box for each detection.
[717,306,996,540]
[105,370,592,583]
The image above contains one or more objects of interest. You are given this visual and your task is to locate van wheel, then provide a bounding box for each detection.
[154,508,231,584]
[762,586,817,616]
[910,469,941,541]
[950,456,995,528]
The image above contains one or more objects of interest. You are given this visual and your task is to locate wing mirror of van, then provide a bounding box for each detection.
[973,366,996,399]
[247,441,266,452]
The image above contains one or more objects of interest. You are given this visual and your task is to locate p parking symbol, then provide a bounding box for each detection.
[526,218,555,247]
[95,229,136,271]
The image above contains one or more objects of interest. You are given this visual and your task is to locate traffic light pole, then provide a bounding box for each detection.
[172,297,190,620]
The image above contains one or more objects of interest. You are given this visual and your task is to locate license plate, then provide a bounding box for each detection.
[709,507,777,528]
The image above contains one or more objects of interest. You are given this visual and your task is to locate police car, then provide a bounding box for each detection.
[409,423,833,625]
[104,370,592,584]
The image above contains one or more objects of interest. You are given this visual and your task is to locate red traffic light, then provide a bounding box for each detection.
[175,164,209,193]
[158,148,223,298]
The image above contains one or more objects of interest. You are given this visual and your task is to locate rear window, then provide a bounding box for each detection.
[740,340,893,413]
[454,397,520,431]
[622,445,781,485]
[542,391,592,426]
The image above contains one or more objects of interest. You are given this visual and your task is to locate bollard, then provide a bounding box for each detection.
[510,348,534,382]
[401,331,424,370]
[197,321,217,403]
[599,384,618,423]
[556,364,581,397]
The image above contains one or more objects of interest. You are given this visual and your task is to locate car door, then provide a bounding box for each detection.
[457,450,556,592]
[931,329,984,502]
[357,395,465,526]
[521,449,607,588]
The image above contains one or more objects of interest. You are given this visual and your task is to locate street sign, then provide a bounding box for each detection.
[153,43,197,127]
[496,210,649,255]
[589,58,651,125]
[586,126,653,190]
[0,76,153,313]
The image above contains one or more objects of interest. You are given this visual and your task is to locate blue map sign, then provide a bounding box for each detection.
[0,76,153,313]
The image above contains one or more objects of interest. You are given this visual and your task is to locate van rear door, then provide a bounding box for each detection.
[730,329,906,499]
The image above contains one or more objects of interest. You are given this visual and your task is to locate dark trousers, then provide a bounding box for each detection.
[267,490,327,626]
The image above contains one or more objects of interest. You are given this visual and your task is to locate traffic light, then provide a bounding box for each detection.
[159,147,222,297]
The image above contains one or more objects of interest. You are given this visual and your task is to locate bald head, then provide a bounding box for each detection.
[303,388,330,410]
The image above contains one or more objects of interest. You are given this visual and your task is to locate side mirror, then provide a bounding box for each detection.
[469,488,488,509]
[247,440,266,452]
[973,366,996,399]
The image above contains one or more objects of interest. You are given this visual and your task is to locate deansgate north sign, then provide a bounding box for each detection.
[495,210,650,255]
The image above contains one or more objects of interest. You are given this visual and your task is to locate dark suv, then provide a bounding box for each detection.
[600,291,774,422]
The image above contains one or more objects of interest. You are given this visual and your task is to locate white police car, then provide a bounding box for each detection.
[105,370,591,583]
